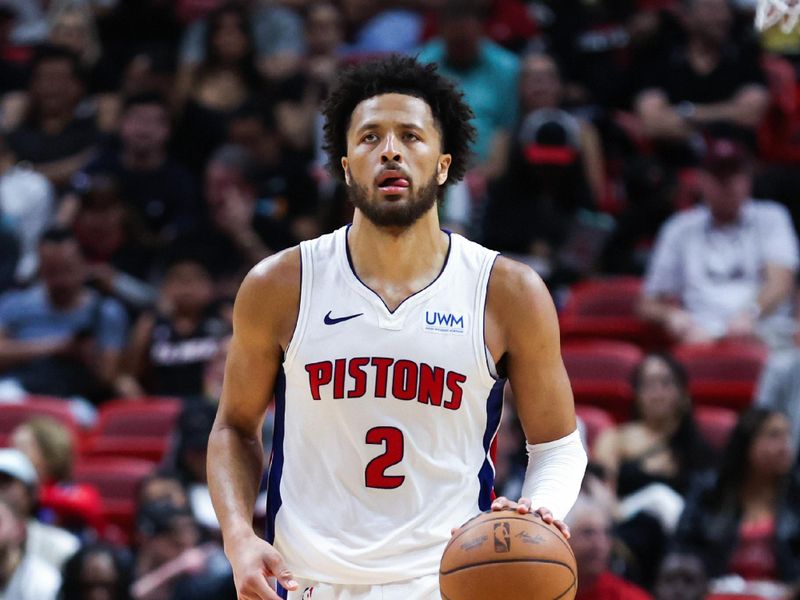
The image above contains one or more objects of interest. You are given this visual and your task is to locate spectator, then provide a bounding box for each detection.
[634,0,769,164]
[653,552,709,600]
[0,496,61,600]
[80,92,199,242]
[0,227,128,403]
[638,137,799,347]
[117,255,227,398]
[72,175,158,315]
[481,107,598,281]
[270,1,346,157]
[0,448,79,571]
[518,52,606,204]
[168,403,218,531]
[593,352,716,531]
[418,0,519,226]
[174,145,295,296]
[0,131,55,284]
[580,465,669,589]
[5,44,101,189]
[567,494,654,600]
[11,417,104,536]
[59,543,133,600]
[756,346,800,455]
[131,501,235,600]
[47,1,120,131]
[136,472,189,512]
[675,408,800,589]
[177,0,304,83]
[174,2,264,171]
[227,103,321,242]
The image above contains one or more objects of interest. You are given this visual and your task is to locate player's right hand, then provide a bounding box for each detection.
[226,534,298,600]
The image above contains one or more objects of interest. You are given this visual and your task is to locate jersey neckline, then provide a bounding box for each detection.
[339,224,454,317]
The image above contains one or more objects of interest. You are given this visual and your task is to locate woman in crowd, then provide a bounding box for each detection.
[674,407,800,588]
[174,2,263,170]
[60,543,133,600]
[593,352,716,531]
[12,417,104,536]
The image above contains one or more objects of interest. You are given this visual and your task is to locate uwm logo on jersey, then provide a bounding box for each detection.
[304,357,467,410]
[423,310,466,335]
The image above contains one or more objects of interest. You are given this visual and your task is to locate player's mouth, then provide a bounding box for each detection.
[376,170,411,196]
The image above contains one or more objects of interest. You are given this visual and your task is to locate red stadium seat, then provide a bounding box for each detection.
[73,457,155,543]
[82,398,182,462]
[0,397,78,448]
[562,341,644,422]
[560,278,671,351]
[675,342,768,410]
[694,405,738,452]
[575,404,615,456]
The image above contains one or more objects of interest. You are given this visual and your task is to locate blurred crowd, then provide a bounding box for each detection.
[1,0,800,598]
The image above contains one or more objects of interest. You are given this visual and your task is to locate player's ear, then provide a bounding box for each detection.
[341,157,351,186]
[436,154,452,186]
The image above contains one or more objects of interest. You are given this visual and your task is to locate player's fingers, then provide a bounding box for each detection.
[534,507,555,523]
[491,496,513,511]
[553,519,571,540]
[238,573,280,600]
[263,552,298,592]
[515,497,532,513]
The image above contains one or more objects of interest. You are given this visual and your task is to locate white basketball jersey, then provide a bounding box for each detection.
[267,225,503,586]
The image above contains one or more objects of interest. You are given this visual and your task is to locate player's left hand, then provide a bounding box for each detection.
[491,497,571,540]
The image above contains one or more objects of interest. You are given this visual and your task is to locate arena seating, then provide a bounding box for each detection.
[675,343,768,411]
[559,278,671,350]
[81,398,182,463]
[562,340,643,422]
[0,396,79,448]
[694,405,738,452]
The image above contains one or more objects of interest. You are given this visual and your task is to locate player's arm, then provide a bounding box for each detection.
[485,258,587,533]
[207,248,301,600]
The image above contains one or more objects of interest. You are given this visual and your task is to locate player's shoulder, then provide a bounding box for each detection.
[237,246,301,311]
[487,256,554,324]
[488,255,549,301]
[244,246,301,287]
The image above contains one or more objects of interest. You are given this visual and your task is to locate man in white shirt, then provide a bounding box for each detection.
[639,137,799,347]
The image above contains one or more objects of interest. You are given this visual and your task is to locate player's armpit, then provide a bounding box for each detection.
[485,257,576,445]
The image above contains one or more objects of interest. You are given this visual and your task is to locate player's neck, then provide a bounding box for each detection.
[348,211,449,308]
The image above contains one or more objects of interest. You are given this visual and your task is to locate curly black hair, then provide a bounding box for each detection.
[321,55,476,191]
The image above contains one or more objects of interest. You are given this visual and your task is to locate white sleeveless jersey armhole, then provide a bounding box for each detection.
[266,226,504,585]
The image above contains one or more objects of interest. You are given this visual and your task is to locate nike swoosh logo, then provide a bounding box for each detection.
[324,311,363,325]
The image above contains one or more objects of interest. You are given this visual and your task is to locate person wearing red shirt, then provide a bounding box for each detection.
[568,494,653,600]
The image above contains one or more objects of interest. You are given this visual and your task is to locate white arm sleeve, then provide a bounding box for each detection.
[520,429,588,521]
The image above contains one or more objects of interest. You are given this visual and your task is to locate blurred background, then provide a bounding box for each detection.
[0,0,800,598]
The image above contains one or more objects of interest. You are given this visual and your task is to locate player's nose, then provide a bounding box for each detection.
[380,134,402,163]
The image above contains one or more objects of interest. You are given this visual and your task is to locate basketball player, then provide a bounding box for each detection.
[208,56,587,600]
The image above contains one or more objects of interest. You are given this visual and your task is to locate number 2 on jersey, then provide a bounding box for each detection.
[365,427,405,489]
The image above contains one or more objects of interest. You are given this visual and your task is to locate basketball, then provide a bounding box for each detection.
[439,511,577,600]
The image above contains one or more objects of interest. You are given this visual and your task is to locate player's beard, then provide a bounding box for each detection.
[348,173,439,229]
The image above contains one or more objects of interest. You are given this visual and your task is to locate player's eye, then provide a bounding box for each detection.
[361,133,378,143]
[403,132,420,142]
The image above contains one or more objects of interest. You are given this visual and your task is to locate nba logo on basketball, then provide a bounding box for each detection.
[493,522,511,553]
